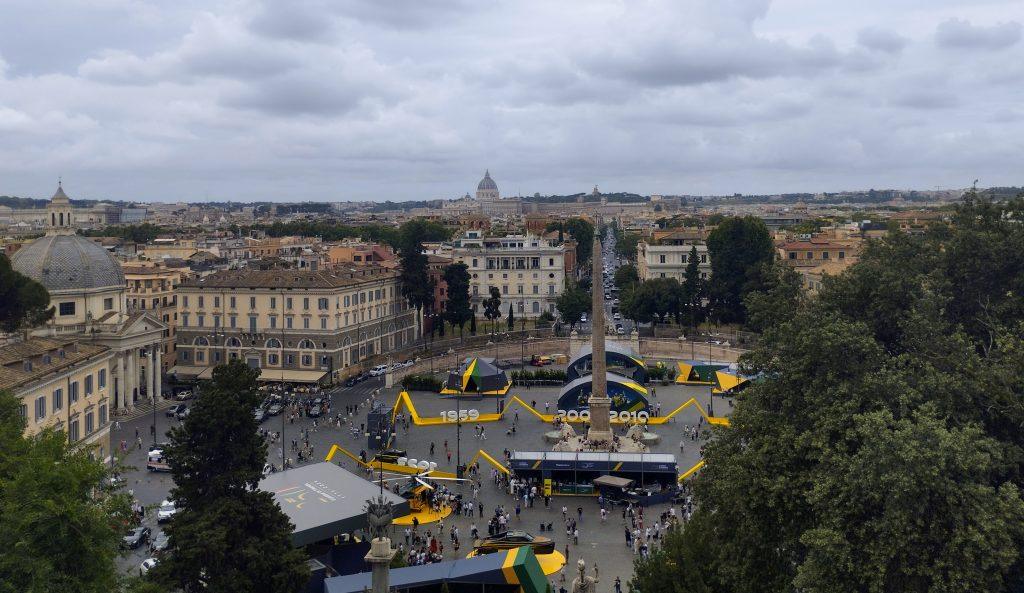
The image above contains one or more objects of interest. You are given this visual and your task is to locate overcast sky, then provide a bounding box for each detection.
[1,0,1022,202]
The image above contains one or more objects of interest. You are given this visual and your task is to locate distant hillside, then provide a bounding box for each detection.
[0,195,108,209]
[521,192,647,204]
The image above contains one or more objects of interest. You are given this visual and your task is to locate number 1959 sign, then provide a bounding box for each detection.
[440,409,480,422]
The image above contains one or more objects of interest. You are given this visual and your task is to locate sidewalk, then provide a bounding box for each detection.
[113,396,177,423]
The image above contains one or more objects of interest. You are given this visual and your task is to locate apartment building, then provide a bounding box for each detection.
[636,240,711,282]
[0,337,114,460]
[124,262,187,375]
[173,266,418,383]
[776,236,861,268]
[451,231,568,317]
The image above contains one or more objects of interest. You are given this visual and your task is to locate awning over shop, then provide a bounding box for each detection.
[167,365,205,378]
[257,369,327,383]
[197,367,215,380]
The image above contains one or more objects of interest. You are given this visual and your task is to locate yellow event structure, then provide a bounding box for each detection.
[390,390,730,428]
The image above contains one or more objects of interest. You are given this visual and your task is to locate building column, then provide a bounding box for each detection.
[126,350,136,410]
[154,347,163,401]
[144,348,154,404]
[117,353,126,411]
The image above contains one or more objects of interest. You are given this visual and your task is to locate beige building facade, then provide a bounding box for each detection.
[452,230,568,317]
[173,267,419,383]
[124,263,187,375]
[637,241,711,282]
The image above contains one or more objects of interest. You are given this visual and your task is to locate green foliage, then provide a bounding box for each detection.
[613,264,639,290]
[250,218,452,249]
[615,233,642,261]
[0,254,54,333]
[443,263,473,337]
[80,223,164,244]
[401,374,444,393]
[679,246,707,329]
[507,303,515,330]
[547,218,595,264]
[742,262,804,333]
[482,287,503,334]
[510,369,568,382]
[639,197,1024,593]
[555,283,591,329]
[397,219,435,313]
[706,216,774,324]
[619,278,682,324]
[153,361,308,593]
[536,310,556,327]
[0,391,131,593]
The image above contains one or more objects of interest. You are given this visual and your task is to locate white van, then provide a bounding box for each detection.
[369,364,388,377]
[146,450,171,472]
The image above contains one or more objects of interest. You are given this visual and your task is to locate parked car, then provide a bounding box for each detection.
[157,500,178,523]
[166,404,186,417]
[267,403,283,416]
[374,448,407,463]
[150,532,169,555]
[473,531,555,555]
[175,390,192,401]
[174,406,190,420]
[369,364,388,377]
[402,360,415,368]
[123,526,151,549]
[530,355,553,367]
[254,408,266,423]
[308,398,323,417]
[139,558,158,576]
[344,376,359,387]
[616,326,627,335]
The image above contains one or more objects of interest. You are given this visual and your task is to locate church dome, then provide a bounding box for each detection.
[49,182,71,204]
[477,170,498,191]
[11,234,125,293]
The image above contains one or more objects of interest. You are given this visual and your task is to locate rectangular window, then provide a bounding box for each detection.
[286,354,295,365]
[35,396,46,420]
[533,285,539,294]
[52,388,63,411]
[659,254,666,263]
[303,298,310,310]
[59,302,76,316]
[230,316,237,328]
[472,286,479,295]
[98,369,106,388]
[320,318,327,329]
[213,296,220,308]
[822,251,830,259]
[268,353,279,365]
[85,375,94,395]
[181,350,190,361]
[269,316,277,329]
[230,296,236,308]
[838,251,845,259]
[344,296,350,307]
[806,252,814,259]
[197,315,205,327]
[99,404,107,427]
[286,317,293,329]
[287,297,293,309]
[104,297,113,310]
[213,315,221,327]
[18,404,26,421]
[85,411,94,434]
[700,254,707,263]
[196,350,205,362]
[69,418,80,442]
[250,297,256,309]
[788,252,796,260]
[548,285,555,294]
[549,258,554,266]
[249,316,257,332]
[198,296,204,308]
[301,354,313,366]
[318,298,328,310]
[270,297,277,309]
[183,296,189,307]
[214,351,222,362]
[303,318,310,329]
[69,382,78,404]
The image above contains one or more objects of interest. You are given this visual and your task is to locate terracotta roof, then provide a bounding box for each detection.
[0,338,110,392]
[181,266,397,289]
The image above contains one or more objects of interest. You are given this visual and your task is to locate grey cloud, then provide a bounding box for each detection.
[857,27,908,54]
[891,89,960,110]
[248,0,338,42]
[935,18,1022,50]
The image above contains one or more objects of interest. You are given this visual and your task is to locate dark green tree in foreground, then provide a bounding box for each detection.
[443,263,473,339]
[555,282,590,330]
[0,254,54,333]
[634,197,1024,593]
[705,216,774,324]
[613,264,639,291]
[679,246,707,329]
[742,262,803,334]
[396,219,436,317]
[0,390,131,593]
[483,287,502,335]
[152,361,308,593]
[507,303,515,331]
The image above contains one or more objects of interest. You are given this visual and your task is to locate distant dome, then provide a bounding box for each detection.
[477,170,498,191]
[11,234,125,292]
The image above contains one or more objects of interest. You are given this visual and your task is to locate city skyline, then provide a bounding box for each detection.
[0,0,1022,201]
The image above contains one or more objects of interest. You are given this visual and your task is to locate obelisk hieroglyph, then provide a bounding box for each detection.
[586,230,614,445]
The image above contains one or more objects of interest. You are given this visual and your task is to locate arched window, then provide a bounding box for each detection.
[298,339,315,350]
[266,338,282,349]
[226,337,242,347]
[193,336,209,346]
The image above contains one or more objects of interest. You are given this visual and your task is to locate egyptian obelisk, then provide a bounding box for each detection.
[586,229,614,445]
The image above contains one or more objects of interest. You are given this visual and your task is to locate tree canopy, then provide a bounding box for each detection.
[396,219,435,313]
[153,361,308,593]
[443,263,473,338]
[0,390,131,593]
[619,278,682,325]
[546,218,595,264]
[0,254,54,333]
[555,282,591,330]
[613,264,639,290]
[482,286,502,335]
[634,197,1024,593]
[705,216,774,324]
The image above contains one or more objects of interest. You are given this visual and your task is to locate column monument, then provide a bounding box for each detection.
[585,231,614,446]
